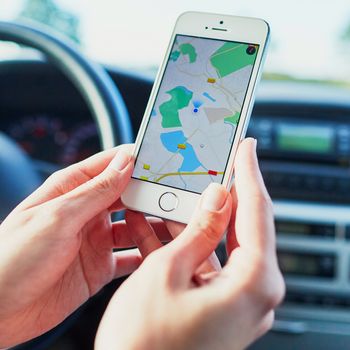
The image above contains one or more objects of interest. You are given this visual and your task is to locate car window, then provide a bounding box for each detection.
[0,0,349,87]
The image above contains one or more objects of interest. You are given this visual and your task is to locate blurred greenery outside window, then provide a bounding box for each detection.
[2,0,350,88]
[19,0,80,43]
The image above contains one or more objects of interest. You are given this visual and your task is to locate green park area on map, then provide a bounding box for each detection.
[170,43,197,63]
[179,43,197,63]
[210,43,256,78]
[224,111,240,126]
[159,86,193,128]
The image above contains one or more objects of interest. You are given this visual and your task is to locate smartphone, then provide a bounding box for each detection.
[122,11,270,223]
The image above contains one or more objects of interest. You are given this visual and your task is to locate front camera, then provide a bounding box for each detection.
[219,20,224,24]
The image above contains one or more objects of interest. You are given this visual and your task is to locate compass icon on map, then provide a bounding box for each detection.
[246,45,257,55]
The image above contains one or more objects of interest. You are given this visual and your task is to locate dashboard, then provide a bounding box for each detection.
[2,60,350,350]
[0,60,151,178]
[2,114,99,167]
[248,83,350,350]
[250,104,350,204]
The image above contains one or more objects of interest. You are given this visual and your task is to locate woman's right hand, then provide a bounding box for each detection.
[95,138,285,350]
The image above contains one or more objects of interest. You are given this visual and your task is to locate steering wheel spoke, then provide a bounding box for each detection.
[0,21,133,217]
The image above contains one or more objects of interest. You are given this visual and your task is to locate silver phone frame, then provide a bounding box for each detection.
[122,11,270,223]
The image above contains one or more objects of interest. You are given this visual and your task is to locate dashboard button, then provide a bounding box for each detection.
[159,192,178,212]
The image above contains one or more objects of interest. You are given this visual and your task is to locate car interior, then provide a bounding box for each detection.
[1,1,350,349]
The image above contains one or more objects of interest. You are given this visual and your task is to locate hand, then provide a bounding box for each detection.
[95,138,285,350]
[0,145,142,348]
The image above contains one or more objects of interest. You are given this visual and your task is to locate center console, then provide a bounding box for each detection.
[246,93,350,349]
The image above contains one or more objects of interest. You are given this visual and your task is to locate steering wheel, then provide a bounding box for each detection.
[0,21,133,219]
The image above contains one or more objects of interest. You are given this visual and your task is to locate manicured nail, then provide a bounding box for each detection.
[200,183,228,211]
[245,137,257,150]
[108,151,131,171]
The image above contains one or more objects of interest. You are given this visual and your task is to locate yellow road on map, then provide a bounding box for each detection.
[155,171,224,183]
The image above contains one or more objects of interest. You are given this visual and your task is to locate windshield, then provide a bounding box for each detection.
[0,0,349,86]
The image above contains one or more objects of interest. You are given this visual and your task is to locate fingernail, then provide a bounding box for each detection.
[246,137,257,150]
[108,151,131,171]
[200,183,228,211]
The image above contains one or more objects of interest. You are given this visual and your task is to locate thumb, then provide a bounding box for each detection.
[53,149,133,224]
[165,183,232,286]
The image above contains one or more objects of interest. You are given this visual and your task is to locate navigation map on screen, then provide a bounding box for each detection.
[133,35,259,193]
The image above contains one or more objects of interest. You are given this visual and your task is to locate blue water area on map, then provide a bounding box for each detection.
[202,92,216,102]
[170,50,180,61]
[151,108,157,116]
[160,131,202,172]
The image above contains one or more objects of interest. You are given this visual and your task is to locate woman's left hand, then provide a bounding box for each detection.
[0,145,146,348]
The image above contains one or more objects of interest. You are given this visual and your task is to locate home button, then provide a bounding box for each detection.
[159,192,178,212]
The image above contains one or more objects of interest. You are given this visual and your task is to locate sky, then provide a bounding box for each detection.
[0,0,349,81]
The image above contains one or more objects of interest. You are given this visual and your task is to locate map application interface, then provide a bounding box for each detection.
[133,35,259,194]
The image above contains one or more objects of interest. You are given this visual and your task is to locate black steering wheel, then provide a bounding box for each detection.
[0,21,133,219]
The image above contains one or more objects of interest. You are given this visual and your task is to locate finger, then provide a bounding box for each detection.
[112,249,142,279]
[109,198,125,212]
[48,148,134,226]
[112,217,172,248]
[220,139,283,317]
[226,183,239,256]
[163,183,232,285]
[141,217,173,242]
[17,144,134,211]
[166,220,221,273]
[232,138,275,257]
[125,210,163,258]
[255,310,275,339]
[199,252,222,272]
[165,220,185,237]
[193,271,220,286]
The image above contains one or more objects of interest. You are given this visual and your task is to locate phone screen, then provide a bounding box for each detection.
[133,34,259,194]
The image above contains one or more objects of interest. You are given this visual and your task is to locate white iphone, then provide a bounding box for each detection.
[122,11,270,223]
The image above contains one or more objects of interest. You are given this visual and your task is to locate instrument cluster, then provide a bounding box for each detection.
[5,114,101,167]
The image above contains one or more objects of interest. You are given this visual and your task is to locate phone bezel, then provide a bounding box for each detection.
[121,11,270,223]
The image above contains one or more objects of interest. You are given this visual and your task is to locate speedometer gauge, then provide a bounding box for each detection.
[62,123,100,165]
[7,116,101,167]
[8,115,68,164]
